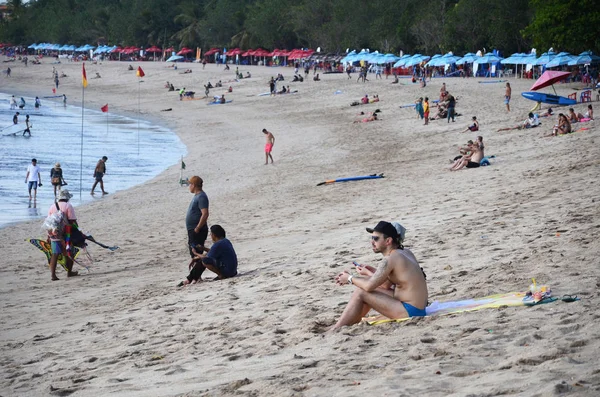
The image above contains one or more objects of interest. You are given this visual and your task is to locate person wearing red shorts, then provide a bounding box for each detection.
[262,128,275,165]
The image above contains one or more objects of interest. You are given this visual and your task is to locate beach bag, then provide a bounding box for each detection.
[42,202,68,238]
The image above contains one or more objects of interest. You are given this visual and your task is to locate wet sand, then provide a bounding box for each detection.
[0,58,599,396]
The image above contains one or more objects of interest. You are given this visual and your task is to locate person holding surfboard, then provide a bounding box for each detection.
[46,190,79,280]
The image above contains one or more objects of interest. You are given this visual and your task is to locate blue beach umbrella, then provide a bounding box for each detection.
[534,51,557,65]
[500,53,524,65]
[425,54,442,67]
[545,52,575,68]
[393,54,412,68]
[476,52,503,64]
[404,54,431,68]
[28,43,38,49]
[340,50,356,63]
[567,50,600,66]
[381,53,400,64]
[456,53,478,65]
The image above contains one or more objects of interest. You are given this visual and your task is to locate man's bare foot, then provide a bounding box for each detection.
[102,191,109,195]
[52,275,59,281]
[177,280,190,287]
[67,271,79,277]
[90,191,95,195]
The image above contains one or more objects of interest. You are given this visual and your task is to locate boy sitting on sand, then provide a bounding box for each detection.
[178,225,238,287]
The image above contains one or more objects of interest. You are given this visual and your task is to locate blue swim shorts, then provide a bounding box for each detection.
[402,302,427,317]
[51,240,63,255]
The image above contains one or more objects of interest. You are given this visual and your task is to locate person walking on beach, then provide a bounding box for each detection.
[50,163,65,197]
[25,158,42,199]
[10,95,17,109]
[328,221,428,333]
[186,176,210,269]
[91,156,108,195]
[505,82,511,112]
[177,224,238,286]
[23,115,32,136]
[13,112,19,124]
[54,75,60,90]
[46,190,79,281]
[263,128,275,164]
[423,97,430,125]
[62,94,67,107]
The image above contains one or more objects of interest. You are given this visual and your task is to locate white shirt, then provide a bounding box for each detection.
[27,164,41,182]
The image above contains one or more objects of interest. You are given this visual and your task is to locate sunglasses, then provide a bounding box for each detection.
[371,236,380,242]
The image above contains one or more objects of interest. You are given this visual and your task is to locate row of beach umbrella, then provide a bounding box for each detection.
[341,49,600,68]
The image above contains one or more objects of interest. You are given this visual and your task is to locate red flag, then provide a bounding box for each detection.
[101,104,108,113]
[136,66,145,77]
[82,63,88,88]
[52,88,56,94]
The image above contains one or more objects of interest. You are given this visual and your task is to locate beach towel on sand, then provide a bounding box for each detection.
[365,285,554,325]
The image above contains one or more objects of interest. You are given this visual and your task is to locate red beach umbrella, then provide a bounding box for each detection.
[177,47,193,55]
[164,47,174,53]
[531,71,571,94]
[146,46,162,53]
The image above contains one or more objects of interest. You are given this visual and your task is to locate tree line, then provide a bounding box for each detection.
[1,0,598,56]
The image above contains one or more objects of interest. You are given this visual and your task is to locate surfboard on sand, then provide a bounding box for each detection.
[317,173,385,186]
[27,238,81,271]
[207,100,233,105]
[521,91,576,106]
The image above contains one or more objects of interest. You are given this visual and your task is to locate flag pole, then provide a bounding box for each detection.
[106,107,109,135]
[80,77,84,201]
[137,79,140,156]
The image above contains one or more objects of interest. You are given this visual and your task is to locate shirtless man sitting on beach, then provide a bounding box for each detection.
[450,137,484,170]
[328,221,428,333]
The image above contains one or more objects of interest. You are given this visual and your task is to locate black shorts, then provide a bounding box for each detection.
[187,226,208,257]
[94,172,104,182]
[466,161,480,168]
[202,257,237,278]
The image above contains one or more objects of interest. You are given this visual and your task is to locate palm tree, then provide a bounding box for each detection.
[172,2,203,48]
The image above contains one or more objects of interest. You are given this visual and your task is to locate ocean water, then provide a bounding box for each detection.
[0,92,186,228]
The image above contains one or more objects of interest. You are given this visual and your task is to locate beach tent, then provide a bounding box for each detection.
[531,70,571,94]
[545,52,575,68]
[567,50,600,66]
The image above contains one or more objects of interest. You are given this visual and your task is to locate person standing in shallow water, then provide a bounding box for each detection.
[91,156,108,195]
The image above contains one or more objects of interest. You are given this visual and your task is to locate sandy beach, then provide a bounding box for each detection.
[1,58,599,396]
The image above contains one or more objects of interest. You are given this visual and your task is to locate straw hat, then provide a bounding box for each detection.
[58,190,72,200]
[55,162,61,168]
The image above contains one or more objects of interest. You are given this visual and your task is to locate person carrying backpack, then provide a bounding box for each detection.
[44,190,79,280]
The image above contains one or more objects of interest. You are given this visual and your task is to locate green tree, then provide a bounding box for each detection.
[524,0,600,54]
